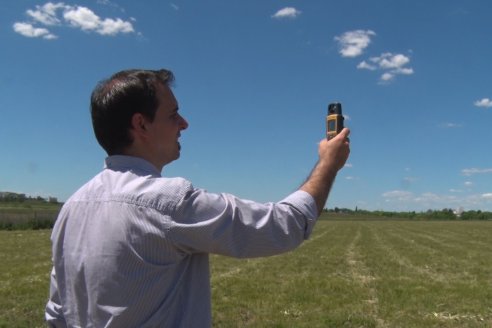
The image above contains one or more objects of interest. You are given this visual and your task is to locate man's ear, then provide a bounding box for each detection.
[130,113,148,137]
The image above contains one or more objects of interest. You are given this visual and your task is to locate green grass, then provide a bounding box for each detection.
[210,220,492,327]
[1,220,491,327]
[0,201,60,230]
[0,201,61,210]
[0,230,52,328]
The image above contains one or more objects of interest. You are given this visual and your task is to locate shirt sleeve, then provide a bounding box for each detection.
[45,267,67,328]
[169,188,318,258]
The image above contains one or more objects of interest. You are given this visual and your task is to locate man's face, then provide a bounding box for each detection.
[146,83,188,168]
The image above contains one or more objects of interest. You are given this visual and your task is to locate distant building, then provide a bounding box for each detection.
[454,207,464,218]
[0,191,26,201]
[48,197,58,203]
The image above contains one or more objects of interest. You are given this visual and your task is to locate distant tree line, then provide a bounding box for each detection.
[0,192,58,204]
[324,207,492,220]
[0,192,61,230]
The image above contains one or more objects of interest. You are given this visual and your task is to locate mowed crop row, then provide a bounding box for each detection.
[210,220,492,327]
[0,220,491,327]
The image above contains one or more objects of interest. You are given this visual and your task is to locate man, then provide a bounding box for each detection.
[45,69,350,327]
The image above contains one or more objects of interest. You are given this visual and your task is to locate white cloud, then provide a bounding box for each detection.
[335,30,376,58]
[414,192,444,203]
[98,18,134,35]
[12,22,57,39]
[97,0,123,9]
[357,60,377,70]
[462,168,492,176]
[382,190,413,201]
[63,6,134,35]
[474,98,492,108]
[272,7,301,19]
[380,72,394,82]
[64,6,101,31]
[336,30,414,84]
[396,67,414,75]
[382,190,459,209]
[379,188,492,211]
[375,53,409,69]
[380,174,492,210]
[13,2,135,39]
[26,2,65,25]
[358,52,414,83]
[439,122,462,128]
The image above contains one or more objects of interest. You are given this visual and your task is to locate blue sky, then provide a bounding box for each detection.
[1,0,491,212]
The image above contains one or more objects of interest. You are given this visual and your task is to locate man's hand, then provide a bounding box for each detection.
[300,128,351,215]
[320,128,351,172]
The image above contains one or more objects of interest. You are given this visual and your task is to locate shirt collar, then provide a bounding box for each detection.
[104,155,162,177]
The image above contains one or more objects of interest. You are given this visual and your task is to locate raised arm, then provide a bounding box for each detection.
[300,128,351,215]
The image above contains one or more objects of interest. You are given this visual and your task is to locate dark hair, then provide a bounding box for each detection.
[90,69,174,155]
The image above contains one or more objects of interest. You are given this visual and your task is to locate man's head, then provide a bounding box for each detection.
[91,69,188,169]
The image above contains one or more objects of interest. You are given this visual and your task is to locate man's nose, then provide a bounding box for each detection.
[180,115,189,130]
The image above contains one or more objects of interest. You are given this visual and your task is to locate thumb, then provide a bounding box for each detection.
[334,128,350,141]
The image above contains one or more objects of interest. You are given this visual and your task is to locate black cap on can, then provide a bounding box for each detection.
[328,102,342,115]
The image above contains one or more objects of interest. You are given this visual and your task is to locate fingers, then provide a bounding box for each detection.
[339,128,350,138]
[331,128,350,143]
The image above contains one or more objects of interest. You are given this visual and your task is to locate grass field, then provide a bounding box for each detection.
[1,219,491,327]
[0,201,60,229]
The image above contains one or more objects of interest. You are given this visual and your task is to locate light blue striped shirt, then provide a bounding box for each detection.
[46,155,318,327]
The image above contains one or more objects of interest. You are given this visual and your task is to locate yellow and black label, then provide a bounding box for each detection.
[326,113,344,139]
